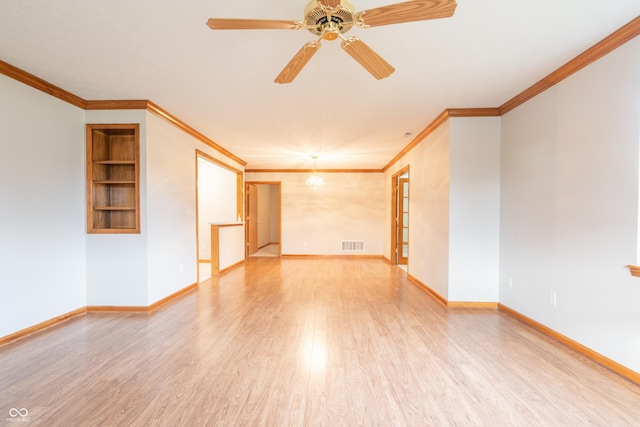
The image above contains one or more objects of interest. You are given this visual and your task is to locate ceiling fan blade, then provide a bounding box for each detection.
[206,18,299,30]
[356,0,457,28]
[319,0,341,7]
[275,41,321,84]
[341,37,395,80]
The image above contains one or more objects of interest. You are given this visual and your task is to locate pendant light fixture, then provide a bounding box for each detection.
[305,155,325,189]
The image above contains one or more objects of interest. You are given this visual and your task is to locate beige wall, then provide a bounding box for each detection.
[245,172,385,256]
[2,26,639,377]
[499,36,640,372]
[385,122,452,298]
[0,73,87,338]
[253,183,281,248]
[197,155,238,259]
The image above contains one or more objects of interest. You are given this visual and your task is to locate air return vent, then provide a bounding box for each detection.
[341,240,364,252]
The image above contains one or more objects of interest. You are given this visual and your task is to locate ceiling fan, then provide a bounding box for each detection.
[206,0,457,84]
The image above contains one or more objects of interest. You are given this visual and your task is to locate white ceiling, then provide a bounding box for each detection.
[1,1,638,169]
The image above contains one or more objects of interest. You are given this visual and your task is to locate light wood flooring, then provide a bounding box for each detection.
[1,258,639,426]
[250,243,280,258]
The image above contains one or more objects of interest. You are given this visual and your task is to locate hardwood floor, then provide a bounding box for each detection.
[1,258,639,426]
[250,243,280,257]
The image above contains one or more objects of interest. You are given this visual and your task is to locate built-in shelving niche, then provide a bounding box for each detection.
[86,124,140,233]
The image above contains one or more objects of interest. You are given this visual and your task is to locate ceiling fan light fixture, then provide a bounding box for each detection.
[207,0,457,83]
[323,31,339,40]
[321,20,342,40]
[304,0,356,37]
[305,173,325,189]
[305,156,325,189]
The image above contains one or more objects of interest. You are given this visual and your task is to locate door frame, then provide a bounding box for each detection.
[398,176,409,265]
[195,150,244,283]
[247,183,259,255]
[390,165,410,265]
[245,181,282,257]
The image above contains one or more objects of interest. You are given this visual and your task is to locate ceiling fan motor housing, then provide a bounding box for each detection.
[304,0,356,39]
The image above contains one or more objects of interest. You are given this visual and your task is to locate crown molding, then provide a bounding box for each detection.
[197,149,243,174]
[385,16,640,172]
[383,108,500,172]
[146,101,247,166]
[245,168,383,173]
[499,15,640,115]
[0,61,247,166]
[447,108,501,117]
[383,109,450,172]
[0,59,86,109]
[85,100,150,110]
[2,15,638,172]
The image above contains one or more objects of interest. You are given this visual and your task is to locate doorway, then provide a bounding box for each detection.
[245,182,282,257]
[195,151,243,282]
[391,166,410,266]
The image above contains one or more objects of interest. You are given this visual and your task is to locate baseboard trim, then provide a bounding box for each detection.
[280,254,386,260]
[220,259,246,275]
[498,303,640,386]
[408,276,639,384]
[447,301,499,309]
[257,242,279,251]
[407,274,448,307]
[0,283,201,345]
[0,307,87,346]
[149,282,198,311]
[87,282,199,313]
[407,275,498,309]
[87,305,150,313]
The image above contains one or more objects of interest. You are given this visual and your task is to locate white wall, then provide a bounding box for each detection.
[270,185,281,242]
[0,72,247,333]
[245,173,385,255]
[386,123,452,299]
[85,110,149,306]
[197,156,238,259]
[385,117,501,303]
[0,74,87,337]
[449,117,501,302]
[218,225,245,270]
[85,110,244,306]
[146,113,196,304]
[3,30,638,377]
[254,183,281,246]
[257,184,272,248]
[146,112,244,305]
[500,37,640,372]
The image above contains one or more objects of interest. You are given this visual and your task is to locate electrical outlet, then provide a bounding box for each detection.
[508,277,513,288]
[179,264,184,273]
[549,291,557,306]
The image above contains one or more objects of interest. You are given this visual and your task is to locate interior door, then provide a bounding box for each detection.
[398,177,409,265]
[247,184,258,255]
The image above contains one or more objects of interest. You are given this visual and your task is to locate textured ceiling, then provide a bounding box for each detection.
[0,0,638,169]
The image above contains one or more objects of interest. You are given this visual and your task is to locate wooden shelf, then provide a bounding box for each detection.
[93,207,137,211]
[86,124,140,234]
[93,180,136,184]
[93,160,136,165]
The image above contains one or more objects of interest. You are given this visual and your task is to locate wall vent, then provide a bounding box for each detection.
[341,240,365,252]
